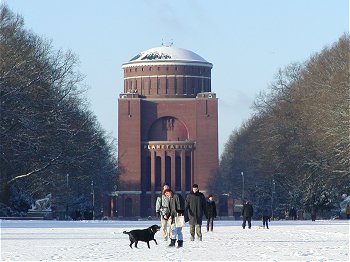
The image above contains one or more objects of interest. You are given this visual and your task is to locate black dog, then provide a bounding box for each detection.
[123,224,160,248]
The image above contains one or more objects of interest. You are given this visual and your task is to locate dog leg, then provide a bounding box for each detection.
[147,241,150,248]
[153,239,158,245]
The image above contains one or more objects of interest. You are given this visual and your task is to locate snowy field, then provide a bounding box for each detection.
[0,219,349,261]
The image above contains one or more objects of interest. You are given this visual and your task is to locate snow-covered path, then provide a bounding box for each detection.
[1,220,348,261]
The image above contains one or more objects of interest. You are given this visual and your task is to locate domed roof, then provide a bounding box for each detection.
[123,46,212,67]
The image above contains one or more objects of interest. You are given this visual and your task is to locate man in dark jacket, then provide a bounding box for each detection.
[241,200,254,229]
[185,184,207,241]
[206,194,217,232]
[262,208,271,229]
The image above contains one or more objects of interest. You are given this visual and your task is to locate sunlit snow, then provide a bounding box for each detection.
[1,219,348,261]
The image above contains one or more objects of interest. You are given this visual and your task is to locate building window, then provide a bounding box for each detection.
[143,156,151,191]
[174,77,177,95]
[148,78,151,95]
[185,155,191,191]
[184,77,187,94]
[155,156,161,191]
[157,78,160,94]
[165,155,171,186]
[165,78,168,94]
[175,156,181,191]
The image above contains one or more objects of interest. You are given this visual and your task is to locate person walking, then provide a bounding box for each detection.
[155,183,172,241]
[346,204,350,219]
[289,207,297,220]
[185,184,207,241]
[163,188,185,248]
[241,200,253,229]
[206,194,217,232]
[262,208,271,229]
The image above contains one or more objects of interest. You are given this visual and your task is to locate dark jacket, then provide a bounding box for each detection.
[262,208,271,219]
[207,200,217,218]
[168,193,185,220]
[185,190,207,225]
[241,202,253,217]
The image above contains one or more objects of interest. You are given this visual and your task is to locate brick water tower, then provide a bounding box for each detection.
[117,45,218,218]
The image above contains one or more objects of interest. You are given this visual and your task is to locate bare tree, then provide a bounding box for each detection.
[0,5,118,217]
[217,34,349,218]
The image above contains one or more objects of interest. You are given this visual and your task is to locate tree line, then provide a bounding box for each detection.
[210,34,349,219]
[0,5,118,218]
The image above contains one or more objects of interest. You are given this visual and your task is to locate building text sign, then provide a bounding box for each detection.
[143,143,194,150]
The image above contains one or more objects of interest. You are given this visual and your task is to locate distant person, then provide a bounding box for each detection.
[185,184,207,241]
[241,200,253,229]
[311,206,316,221]
[155,183,172,241]
[206,194,217,232]
[262,208,271,229]
[284,207,289,220]
[164,188,185,248]
[346,204,350,219]
[289,207,297,220]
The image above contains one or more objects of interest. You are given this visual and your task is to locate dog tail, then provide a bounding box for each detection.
[123,230,129,234]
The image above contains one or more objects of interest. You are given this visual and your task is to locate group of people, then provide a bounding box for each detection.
[241,201,271,229]
[285,207,298,220]
[155,183,276,248]
[155,183,217,248]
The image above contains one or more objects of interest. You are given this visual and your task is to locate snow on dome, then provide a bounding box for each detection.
[125,46,211,66]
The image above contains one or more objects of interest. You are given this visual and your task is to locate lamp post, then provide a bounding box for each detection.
[241,171,244,201]
[91,181,95,220]
[66,174,69,220]
[271,179,276,219]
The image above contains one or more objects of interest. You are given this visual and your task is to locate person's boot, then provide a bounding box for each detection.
[177,240,183,248]
[168,239,176,247]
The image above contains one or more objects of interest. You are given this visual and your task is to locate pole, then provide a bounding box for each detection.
[272,179,276,219]
[66,174,69,220]
[91,181,95,220]
[241,172,244,201]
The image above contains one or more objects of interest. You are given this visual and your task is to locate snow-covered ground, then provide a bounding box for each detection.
[0,219,348,261]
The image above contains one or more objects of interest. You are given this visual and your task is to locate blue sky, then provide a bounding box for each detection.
[5,0,349,156]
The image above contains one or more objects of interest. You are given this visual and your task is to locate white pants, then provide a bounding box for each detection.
[161,216,172,240]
